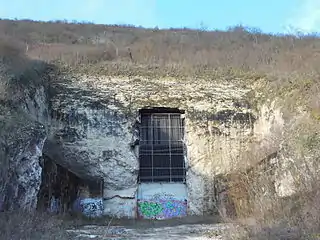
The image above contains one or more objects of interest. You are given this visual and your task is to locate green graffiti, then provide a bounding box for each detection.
[138,201,163,218]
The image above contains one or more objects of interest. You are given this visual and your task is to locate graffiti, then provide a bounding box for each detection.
[138,201,163,218]
[162,200,187,218]
[73,198,104,218]
[151,193,174,201]
[138,199,187,219]
[81,198,104,217]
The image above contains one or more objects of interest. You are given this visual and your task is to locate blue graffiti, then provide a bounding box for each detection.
[138,199,187,219]
[73,198,104,218]
[161,199,187,218]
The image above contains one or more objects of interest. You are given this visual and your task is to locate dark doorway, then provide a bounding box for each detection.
[138,108,186,183]
[37,155,103,214]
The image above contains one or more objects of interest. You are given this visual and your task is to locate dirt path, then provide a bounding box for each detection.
[66,223,229,239]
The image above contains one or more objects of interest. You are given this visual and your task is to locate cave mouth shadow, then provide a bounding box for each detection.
[36,154,103,215]
[137,107,187,184]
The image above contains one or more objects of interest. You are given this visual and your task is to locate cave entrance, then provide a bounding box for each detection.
[138,107,186,183]
[37,155,104,215]
[137,107,188,220]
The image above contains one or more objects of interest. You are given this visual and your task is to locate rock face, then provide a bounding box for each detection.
[37,73,257,217]
[0,111,46,211]
[0,58,49,211]
[1,62,289,217]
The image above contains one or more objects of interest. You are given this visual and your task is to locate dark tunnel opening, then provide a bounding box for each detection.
[37,154,104,215]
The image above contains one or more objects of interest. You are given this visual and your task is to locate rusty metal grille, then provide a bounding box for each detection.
[139,112,186,182]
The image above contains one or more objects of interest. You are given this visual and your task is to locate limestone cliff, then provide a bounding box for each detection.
[48,69,260,212]
[0,57,48,211]
[0,57,311,218]
[0,57,260,214]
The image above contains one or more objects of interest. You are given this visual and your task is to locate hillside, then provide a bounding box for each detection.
[1,19,320,240]
[2,18,320,106]
[1,19,320,75]
[2,19,320,143]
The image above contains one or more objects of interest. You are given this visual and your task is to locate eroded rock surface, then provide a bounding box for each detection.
[0,111,46,211]
[38,73,257,216]
[0,58,49,211]
[1,61,286,216]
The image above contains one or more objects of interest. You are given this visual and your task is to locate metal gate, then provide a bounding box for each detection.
[139,112,186,183]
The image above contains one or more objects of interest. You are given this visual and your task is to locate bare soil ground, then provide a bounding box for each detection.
[66,216,229,239]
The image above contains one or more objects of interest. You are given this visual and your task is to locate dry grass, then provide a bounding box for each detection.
[0,19,319,77]
[1,19,319,112]
[1,18,320,101]
[224,114,320,240]
[0,211,71,240]
[226,176,320,240]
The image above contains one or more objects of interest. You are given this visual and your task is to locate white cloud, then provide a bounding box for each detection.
[286,0,320,33]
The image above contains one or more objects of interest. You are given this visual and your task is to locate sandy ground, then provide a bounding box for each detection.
[66,216,230,239]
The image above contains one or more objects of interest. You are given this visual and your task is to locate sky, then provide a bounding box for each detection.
[0,0,319,34]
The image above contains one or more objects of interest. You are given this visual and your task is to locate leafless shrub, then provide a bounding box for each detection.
[226,114,320,240]
[0,19,319,77]
[0,211,71,240]
[0,37,24,58]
